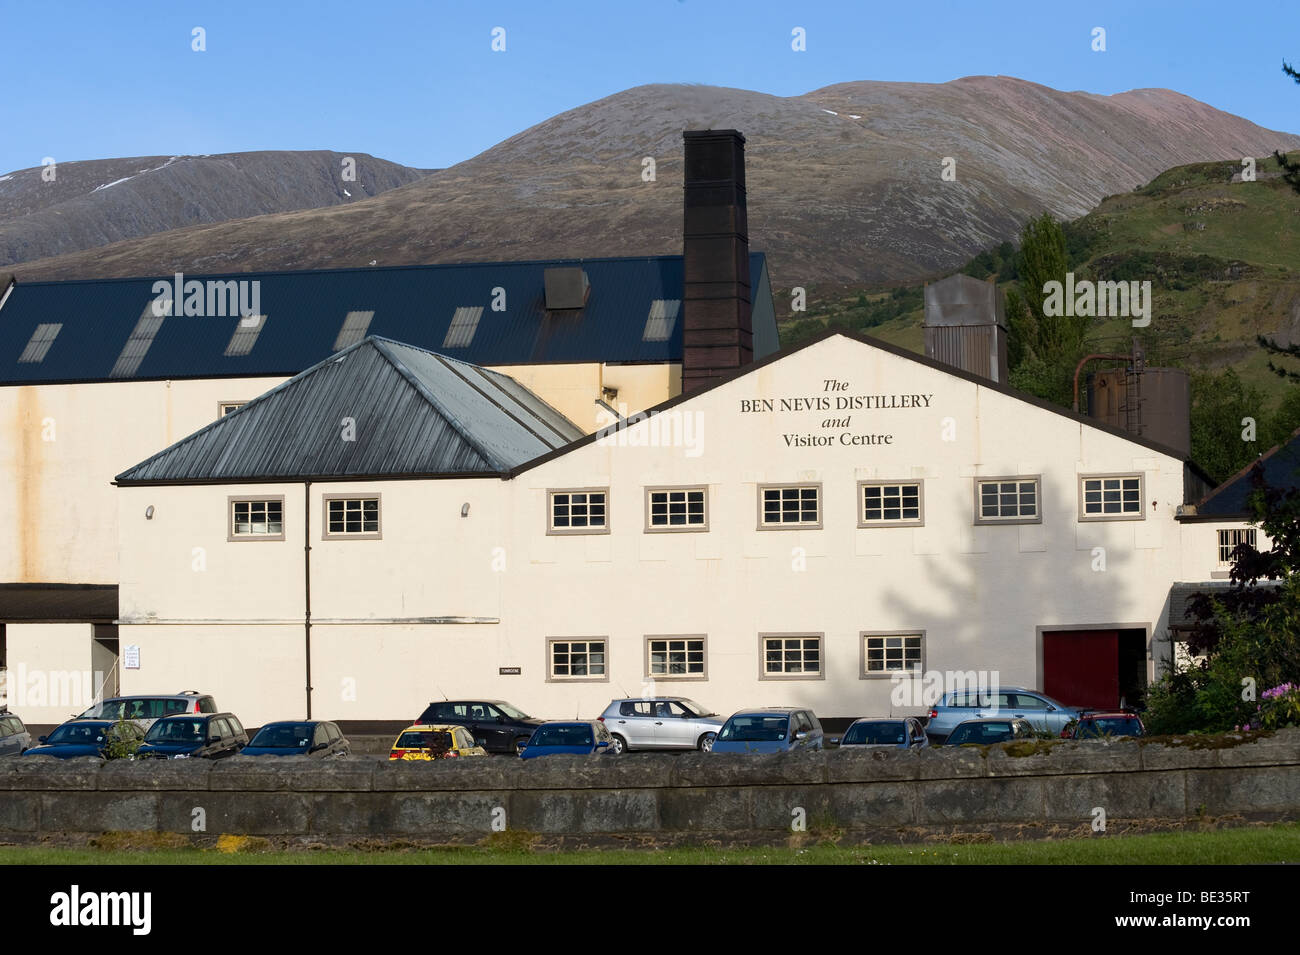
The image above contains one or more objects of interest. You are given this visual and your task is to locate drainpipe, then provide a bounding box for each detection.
[304,481,313,718]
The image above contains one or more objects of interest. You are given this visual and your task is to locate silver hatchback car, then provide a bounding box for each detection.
[598,697,725,754]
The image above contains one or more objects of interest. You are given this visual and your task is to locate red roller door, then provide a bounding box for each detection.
[1043,630,1119,710]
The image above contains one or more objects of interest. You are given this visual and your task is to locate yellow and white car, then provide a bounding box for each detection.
[389,723,487,760]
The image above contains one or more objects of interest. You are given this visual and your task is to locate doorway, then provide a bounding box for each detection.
[1042,627,1147,710]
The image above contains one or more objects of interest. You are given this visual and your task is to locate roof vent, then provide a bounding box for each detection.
[543,268,589,310]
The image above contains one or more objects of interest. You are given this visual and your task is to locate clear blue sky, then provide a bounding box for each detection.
[1,0,1296,174]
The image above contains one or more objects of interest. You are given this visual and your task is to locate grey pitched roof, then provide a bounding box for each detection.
[115,337,584,484]
[0,253,776,384]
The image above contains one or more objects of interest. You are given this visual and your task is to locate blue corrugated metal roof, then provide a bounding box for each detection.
[0,253,773,384]
[115,337,584,483]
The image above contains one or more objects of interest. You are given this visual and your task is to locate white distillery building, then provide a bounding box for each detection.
[110,326,1247,729]
[0,129,779,724]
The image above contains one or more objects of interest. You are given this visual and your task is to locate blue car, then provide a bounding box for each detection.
[241,720,350,758]
[711,707,824,754]
[22,719,144,759]
[831,717,929,750]
[519,720,614,759]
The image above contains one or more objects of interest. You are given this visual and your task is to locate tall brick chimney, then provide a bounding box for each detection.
[681,130,752,393]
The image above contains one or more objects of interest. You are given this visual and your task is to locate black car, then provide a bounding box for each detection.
[0,707,31,756]
[416,700,544,755]
[241,720,350,758]
[136,712,248,760]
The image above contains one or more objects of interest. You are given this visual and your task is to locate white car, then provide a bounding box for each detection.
[597,697,725,754]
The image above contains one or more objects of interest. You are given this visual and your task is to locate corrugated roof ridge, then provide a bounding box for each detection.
[368,338,513,473]
[11,253,708,288]
[114,337,394,481]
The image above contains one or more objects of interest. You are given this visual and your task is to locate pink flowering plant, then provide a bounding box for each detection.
[1237,683,1300,731]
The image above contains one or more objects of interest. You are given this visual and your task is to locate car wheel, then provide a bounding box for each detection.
[609,734,626,755]
[513,737,530,756]
[698,732,716,753]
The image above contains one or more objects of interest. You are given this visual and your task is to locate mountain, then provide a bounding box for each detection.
[0,151,432,269]
[8,77,1299,284]
[800,153,1300,409]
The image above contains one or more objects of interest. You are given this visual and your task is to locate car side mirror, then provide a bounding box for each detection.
[38,735,47,743]
[1046,705,1057,711]
[310,742,327,753]
[496,715,505,723]
[829,737,841,745]
[208,735,221,744]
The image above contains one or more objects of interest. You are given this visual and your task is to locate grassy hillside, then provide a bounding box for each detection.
[777,153,1300,425]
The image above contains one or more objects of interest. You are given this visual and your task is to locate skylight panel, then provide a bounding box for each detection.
[442,306,484,349]
[333,310,375,350]
[18,323,62,363]
[642,299,681,342]
[224,314,267,357]
[109,304,167,378]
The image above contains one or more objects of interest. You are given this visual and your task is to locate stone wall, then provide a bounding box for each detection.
[2,731,1297,846]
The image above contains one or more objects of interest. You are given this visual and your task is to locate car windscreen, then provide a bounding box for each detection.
[843,721,906,745]
[1079,718,1142,737]
[530,725,593,747]
[719,715,788,741]
[495,703,530,720]
[397,731,452,751]
[948,722,1013,745]
[678,699,713,717]
[86,698,191,721]
[145,719,205,743]
[46,724,108,745]
[249,723,314,748]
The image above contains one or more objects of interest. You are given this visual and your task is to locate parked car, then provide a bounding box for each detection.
[389,724,486,760]
[0,707,31,756]
[832,717,929,750]
[943,717,1037,747]
[711,707,824,754]
[76,691,217,729]
[242,720,350,758]
[597,697,724,754]
[518,720,614,760]
[1062,711,1146,739]
[136,712,248,759]
[23,719,144,759]
[925,687,1079,743]
[415,700,543,755]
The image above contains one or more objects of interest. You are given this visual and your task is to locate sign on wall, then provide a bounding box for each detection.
[123,645,141,669]
[739,377,934,447]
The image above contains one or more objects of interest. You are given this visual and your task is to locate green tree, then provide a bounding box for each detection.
[1189,368,1266,485]
[1004,214,1087,407]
